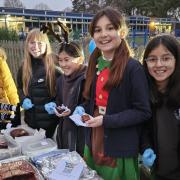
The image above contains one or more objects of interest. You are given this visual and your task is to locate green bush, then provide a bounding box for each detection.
[0,28,19,41]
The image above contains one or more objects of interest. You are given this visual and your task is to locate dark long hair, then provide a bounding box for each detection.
[83,7,132,99]
[58,42,83,58]
[143,35,180,107]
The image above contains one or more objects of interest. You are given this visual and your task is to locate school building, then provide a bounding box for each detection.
[0,7,180,37]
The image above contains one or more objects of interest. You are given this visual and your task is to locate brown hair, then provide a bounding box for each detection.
[83,7,132,99]
[22,28,56,96]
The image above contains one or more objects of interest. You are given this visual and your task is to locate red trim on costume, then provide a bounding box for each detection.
[96,68,110,107]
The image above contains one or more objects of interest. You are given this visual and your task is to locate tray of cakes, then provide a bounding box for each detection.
[0,156,44,180]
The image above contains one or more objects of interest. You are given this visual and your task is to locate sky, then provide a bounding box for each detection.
[0,0,72,11]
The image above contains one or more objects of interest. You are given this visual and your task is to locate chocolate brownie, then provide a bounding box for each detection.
[81,114,90,122]
[10,128,29,139]
[0,160,37,180]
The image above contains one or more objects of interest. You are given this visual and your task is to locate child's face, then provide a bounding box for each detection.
[28,38,47,58]
[93,15,121,59]
[146,44,176,89]
[58,51,81,76]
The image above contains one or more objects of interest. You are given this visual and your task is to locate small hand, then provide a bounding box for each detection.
[73,106,85,116]
[86,115,103,127]
[142,148,156,167]
[22,98,34,110]
[44,102,57,114]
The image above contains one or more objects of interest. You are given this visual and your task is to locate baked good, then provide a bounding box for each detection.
[0,141,8,149]
[0,160,37,180]
[81,114,90,122]
[56,106,65,114]
[55,105,70,116]
[10,128,29,138]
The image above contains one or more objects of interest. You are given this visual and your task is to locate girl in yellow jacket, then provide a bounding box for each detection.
[0,47,19,105]
[0,47,20,129]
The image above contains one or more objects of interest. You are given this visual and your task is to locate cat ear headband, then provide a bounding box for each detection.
[40,20,70,43]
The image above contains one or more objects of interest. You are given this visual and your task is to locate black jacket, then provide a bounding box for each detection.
[143,93,180,180]
[56,65,87,156]
[84,58,151,157]
[17,58,61,138]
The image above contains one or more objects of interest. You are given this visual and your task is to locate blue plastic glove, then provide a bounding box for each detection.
[22,98,34,110]
[142,148,156,167]
[73,106,85,116]
[44,102,57,114]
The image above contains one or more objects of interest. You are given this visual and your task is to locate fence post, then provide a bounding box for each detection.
[144,29,148,47]
[132,29,136,49]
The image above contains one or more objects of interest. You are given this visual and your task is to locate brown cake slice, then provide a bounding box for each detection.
[81,114,90,122]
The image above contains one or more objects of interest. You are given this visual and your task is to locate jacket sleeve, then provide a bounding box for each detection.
[1,60,19,105]
[103,62,151,128]
[139,119,153,154]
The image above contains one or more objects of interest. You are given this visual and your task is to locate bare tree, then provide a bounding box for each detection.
[34,3,51,10]
[4,0,25,8]
[71,0,102,13]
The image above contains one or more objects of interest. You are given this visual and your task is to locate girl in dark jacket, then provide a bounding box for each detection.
[73,7,151,180]
[55,42,86,156]
[17,28,60,138]
[142,35,180,180]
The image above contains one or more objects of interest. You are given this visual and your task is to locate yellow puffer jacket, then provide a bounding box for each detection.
[0,56,19,105]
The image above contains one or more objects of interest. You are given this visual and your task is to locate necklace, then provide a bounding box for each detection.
[102,55,113,61]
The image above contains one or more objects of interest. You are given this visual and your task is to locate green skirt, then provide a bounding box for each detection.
[84,145,140,180]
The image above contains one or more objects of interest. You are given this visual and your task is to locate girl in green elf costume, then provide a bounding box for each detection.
[73,7,151,180]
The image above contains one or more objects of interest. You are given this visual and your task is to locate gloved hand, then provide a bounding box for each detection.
[73,106,85,116]
[44,102,57,114]
[142,148,156,167]
[22,98,34,110]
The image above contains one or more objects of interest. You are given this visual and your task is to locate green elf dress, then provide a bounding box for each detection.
[84,56,140,180]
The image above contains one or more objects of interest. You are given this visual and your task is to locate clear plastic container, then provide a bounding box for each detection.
[22,138,57,157]
[0,135,21,160]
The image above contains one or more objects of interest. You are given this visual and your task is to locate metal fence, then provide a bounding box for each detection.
[0,41,66,84]
[0,38,148,87]
[0,39,90,85]
[0,40,24,84]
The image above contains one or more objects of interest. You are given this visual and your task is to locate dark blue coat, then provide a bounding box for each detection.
[85,58,151,158]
